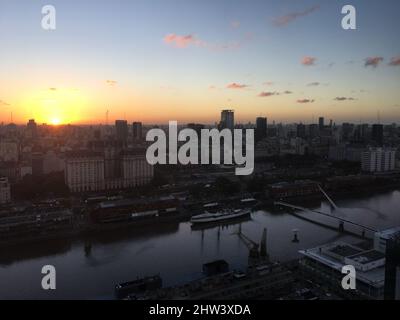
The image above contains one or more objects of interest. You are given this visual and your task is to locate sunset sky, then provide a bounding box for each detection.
[0,0,399,125]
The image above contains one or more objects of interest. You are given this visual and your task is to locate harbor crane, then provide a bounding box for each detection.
[233,225,268,261]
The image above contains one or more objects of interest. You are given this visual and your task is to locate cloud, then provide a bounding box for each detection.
[106,80,117,87]
[334,97,356,101]
[273,5,320,27]
[283,90,293,94]
[307,82,320,86]
[389,56,400,66]
[258,91,279,97]
[163,34,199,48]
[263,81,274,86]
[49,87,57,91]
[164,33,251,51]
[227,83,249,89]
[0,100,10,106]
[364,57,384,68]
[297,99,315,104]
[301,56,317,66]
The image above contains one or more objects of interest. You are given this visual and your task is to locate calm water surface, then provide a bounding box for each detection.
[1,190,399,299]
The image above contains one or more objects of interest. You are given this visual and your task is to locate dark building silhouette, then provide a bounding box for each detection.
[296,123,306,139]
[115,120,128,144]
[319,117,324,131]
[256,117,267,141]
[132,122,143,141]
[384,232,400,300]
[372,124,384,146]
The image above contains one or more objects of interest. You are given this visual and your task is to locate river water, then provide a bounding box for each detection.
[1,190,399,299]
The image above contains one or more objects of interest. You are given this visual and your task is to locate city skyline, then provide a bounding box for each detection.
[1,0,400,125]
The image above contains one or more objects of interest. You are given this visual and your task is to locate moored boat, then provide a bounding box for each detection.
[190,208,251,225]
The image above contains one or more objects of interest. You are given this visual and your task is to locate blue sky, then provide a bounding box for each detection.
[0,0,399,124]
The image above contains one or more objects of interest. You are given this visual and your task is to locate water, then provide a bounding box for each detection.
[1,190,399,299]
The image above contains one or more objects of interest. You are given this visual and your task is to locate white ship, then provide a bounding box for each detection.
[190,209,251,225]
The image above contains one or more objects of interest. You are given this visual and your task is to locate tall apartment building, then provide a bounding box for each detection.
[0,177,11,204]
[361,148,396,172]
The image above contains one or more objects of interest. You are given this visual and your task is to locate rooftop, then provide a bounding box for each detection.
[299,242,385,287]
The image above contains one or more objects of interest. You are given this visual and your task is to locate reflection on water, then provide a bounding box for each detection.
[0,190,399,299]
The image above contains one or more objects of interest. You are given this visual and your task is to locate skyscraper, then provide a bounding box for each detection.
[318,117,325,131]
[256,117,267,141]
[115,120,128,143]
[220,110,234,130]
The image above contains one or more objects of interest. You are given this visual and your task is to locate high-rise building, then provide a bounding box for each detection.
[384,232,400,300]
[132,122,143,141]
[318,117,324,131]
[27,119,37,138]
[115,120,128,143]
[220,110,234,130]
[256,117,267,141]
[372,124,384,146]
[361,147,396,172]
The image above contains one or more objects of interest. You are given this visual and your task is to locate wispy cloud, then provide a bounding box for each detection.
[258,91,279,97]
[334,97,356,101]
[227,83,249,89]
[389,56,400,66]
[258,90,292,97]
[164,34,198,48]
[297,99,315,104]
[49,87,57,91]
[106,80,118,87]
[164,33,249,51]
[301,56,317,66]
[273,5,320,27]
[364,57,384,68]
[307,82,320,86]
[0,100,10,106]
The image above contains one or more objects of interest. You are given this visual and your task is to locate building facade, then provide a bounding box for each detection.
[65,149,153,193]
[361,148,396,172]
